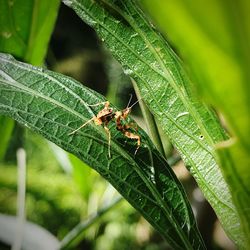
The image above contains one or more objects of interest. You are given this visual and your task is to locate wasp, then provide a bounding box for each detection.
[69,96,140,157]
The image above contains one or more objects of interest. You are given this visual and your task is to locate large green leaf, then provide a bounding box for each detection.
[0,53,205,249]
[141,0,249,246]
[61,0,243,247]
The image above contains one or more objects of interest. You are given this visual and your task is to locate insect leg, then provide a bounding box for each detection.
[123,131,141,155]
[69,116,96,135]
[124,123,138,131]
[115,116,140,155]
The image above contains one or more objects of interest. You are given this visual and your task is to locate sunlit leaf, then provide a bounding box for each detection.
[0,53,205,249]
[62,0,243,247]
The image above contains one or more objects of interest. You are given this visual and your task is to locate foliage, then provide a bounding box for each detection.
[141,0,250,246]
[0,0,60,65]
[0,52,204,249]
[61,0,246,247]
[0,132,84,237]
[0,0,60,160]
[0,0,248,249]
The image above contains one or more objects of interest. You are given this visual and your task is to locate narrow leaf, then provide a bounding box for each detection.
[61,0,242,246]
[0,53,205,249]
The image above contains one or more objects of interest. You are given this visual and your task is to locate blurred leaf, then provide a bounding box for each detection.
[141,0,249,143]
[0,0,60,159]
[0,0,60,65]
[0,53,205,249]
[217,141,250,245]
[0,116,14,160]
[0,214,59,250]
[62,0,243,247]
[141,0,249,246]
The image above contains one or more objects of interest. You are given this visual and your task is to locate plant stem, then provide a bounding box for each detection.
[59,196,123,249]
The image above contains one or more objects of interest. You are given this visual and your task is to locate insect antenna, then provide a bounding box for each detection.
[128,97,141,110]
[126,94,133,108]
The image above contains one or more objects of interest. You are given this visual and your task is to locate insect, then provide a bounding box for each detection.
[114,101,141,155]
[69,96,140,157]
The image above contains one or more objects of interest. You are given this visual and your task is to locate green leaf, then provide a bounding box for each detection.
[62,0,243,247]
[0,53,205,249]
[217,142,250,245]
[141,0,249,246]
[0,0,60,160]
[0,0,60,65]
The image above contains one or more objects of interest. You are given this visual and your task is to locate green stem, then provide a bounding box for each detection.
[59,196,123,249]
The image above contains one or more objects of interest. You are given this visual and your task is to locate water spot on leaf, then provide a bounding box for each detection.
[124,68,133,75]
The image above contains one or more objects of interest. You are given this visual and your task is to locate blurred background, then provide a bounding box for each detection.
[0,3,237,250]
